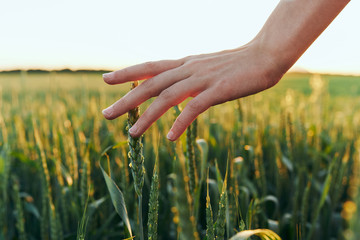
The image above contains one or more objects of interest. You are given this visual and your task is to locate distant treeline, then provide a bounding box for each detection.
[0,69,110,74]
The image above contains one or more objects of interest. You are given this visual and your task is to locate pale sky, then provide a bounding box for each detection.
[1,0,359,74]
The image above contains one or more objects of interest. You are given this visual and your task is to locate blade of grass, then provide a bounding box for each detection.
[100,162,132,238]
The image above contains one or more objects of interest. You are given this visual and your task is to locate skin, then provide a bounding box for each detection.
[102,0,350,141]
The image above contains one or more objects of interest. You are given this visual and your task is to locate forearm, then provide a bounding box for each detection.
[254,0,350,74]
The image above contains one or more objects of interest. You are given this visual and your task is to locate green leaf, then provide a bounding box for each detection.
[112,141,128,149]
[101,145,114,156]
[0,156,4,175]
[306,155,336,240]
[229,229,282,240]
[24,202,40,219]
[77,197,89,240]
[88,197,107,219]
[246,200,255,230]
[0,144,10,175]
[281,155,293,172]
[100,163,132,237]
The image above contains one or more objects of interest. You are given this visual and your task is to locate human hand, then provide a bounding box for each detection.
[101,0,349,141]
[102,41,284,141]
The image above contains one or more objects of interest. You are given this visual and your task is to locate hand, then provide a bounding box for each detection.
[101,0,349,141]
[102,40,284,141]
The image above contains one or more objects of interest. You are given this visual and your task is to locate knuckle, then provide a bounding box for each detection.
[182,55,195,63]
[141,77,152,87]
[115,97,130,114]
[187,99,204,113]
[159,88,173,100]
[120,96,129,107]
[117,68,129,82]
[184,58,209,75]
[209,78,238,103]
[216,80,235,100]
[186,58,201,67]
[140,78,157,97]
[144,61,157,71]
[175,116,188,130]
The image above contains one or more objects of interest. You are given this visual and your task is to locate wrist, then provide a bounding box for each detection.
[246,37,288,89]
[255,33,293,73]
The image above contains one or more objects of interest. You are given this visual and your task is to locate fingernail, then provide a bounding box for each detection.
[102,106,113,118]
[129,125,137,135]
[103,72,113,81]
[167,130,175,141]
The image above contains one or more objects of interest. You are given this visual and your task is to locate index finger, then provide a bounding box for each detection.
[103,59,184,85]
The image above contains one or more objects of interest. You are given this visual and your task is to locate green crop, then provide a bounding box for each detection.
[0,71,359,239]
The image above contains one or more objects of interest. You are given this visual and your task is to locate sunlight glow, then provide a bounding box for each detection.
[0,0,359,74]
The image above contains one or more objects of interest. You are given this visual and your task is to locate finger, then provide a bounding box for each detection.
[128,78,201,138]
[167,88,220,141]
[102,67,190,120]
[103,59,184,85]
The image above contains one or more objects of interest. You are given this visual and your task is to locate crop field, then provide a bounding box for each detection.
[0,70,360,240]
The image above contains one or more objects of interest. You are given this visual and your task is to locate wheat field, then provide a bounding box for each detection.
[0,70,359,240]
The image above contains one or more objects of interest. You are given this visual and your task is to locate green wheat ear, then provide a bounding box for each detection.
[215,161,228,240]
[186,124,196,195]
[147,157,159,240]
[127,81,145,197]
[77,197,89,240]
[12,176,26,240]
[186,118,199,197]
[206,170,215,240]
[300,179,311,238]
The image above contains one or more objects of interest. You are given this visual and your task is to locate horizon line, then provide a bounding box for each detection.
[0,66,359,77]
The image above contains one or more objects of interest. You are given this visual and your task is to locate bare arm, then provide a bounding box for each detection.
[102,0,350,141]
[257,0,350,75]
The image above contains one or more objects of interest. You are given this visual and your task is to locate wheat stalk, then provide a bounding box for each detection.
[127,81,145,240]
[174,144,199,240]
[206,170,215,240]
[147,158,159,240]
[228,156,237,235]
[34,119,51,240]
[80,150,90,210]
[12,176,26,240]
[186,124,196,196]
[215,170,228,240]
[300,180,311,238]
[0,143,10,236]
[50,203,60,240]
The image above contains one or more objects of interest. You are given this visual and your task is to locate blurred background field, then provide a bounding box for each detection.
[1,70,360,95]
[0,70,359,240]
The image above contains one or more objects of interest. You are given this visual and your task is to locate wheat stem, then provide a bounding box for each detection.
[147,159,159,240]
[12,176,26,240]
[206,170,215,240]
[127,81,145,240]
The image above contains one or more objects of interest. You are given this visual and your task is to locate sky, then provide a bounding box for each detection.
[0,0,359,74]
